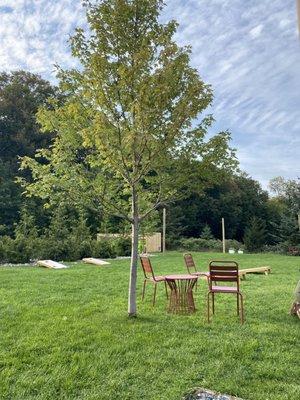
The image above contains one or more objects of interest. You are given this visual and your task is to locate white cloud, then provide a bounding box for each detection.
[0,0,86,78]
[163,0,300,186]
[249,24,264,38]
[0,0,299,187]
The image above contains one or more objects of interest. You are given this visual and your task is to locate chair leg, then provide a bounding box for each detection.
[212,293,215,315]
[142,280,147,301]
[195,279,198,292]
[207,292,211,323]
[153,284,157,306]
[237,293,239,316]
[164,281,168,299]
[239,293,244,324]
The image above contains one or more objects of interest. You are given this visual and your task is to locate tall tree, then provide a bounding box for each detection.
[269,177,300,231]
[0,71,56,234]
[244,217,267,252]
[0,71,56,161]
[166,173,274,242]
[21,0,236,316]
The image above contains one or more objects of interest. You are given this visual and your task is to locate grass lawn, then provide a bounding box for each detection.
[0,252,299,400]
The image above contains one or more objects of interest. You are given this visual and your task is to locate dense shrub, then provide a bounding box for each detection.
[165,235,181,250]
[262,243,300,256]
[90,239,117,259]
[226,239,244,251]
[0,235,122,263]
[288,245,300,256]
[0,203,135,263]
[0,235,31,263]
[262,243,287,255]
[113,237,131,257]
[177,237,243,252]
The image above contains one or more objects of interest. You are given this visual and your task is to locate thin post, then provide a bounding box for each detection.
[297,0,300,37]
[222,217,226,254]
[162,207,166,253]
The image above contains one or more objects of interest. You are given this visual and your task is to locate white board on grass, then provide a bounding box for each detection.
[82,258,110,266]
[37,260,68,269]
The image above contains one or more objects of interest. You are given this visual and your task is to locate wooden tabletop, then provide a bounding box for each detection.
[165,274,198,280]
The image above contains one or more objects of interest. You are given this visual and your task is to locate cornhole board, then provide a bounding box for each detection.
[37,260,68,269]
[239,266,271,279]
[82,258,110,266]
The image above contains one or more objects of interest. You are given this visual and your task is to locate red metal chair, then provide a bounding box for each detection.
[140,256,168,306]
[184,254,210,288]
[207,260,244,323]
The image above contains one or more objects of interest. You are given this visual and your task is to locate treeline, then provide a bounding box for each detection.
[166,174,300,254]
[0,70,299,262]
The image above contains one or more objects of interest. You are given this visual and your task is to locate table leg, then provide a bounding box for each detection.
[167,278,197,314]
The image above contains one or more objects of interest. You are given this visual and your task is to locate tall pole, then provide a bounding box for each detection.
[222,217,226,254]
[162,208,166,253]
[297,0,300,37]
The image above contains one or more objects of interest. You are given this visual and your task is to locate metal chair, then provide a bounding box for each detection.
[184,253,210,289]
[207,260,244,323]
[140,256,168,306]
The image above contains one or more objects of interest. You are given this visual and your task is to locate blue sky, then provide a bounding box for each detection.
[0,0,299,189]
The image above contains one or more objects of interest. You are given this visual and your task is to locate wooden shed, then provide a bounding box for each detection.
[97,232,162,253]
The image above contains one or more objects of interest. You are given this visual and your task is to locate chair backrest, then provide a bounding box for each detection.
[209,261,239,290]
[140,256,155,280]
[184,253,197,274]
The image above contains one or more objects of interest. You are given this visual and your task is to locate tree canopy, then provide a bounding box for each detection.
[0,71,56,234]
[20,0,237,316]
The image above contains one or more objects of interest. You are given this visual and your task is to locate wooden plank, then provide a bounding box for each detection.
[37,260,68,269]
[162,208,166,253]
[82,258,110,266]
[145,233,161,253]
[222,217,225,254]
[239,266,271,279]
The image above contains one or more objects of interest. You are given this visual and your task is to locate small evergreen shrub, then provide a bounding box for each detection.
[90,240,117,259]
[200,224,214,240]
[244,217,267,252]
[113,237,131,256]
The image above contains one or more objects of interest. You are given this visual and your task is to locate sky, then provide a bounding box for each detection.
[0,0,299,189]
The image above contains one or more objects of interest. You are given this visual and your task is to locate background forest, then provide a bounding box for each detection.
[0,71,299,263]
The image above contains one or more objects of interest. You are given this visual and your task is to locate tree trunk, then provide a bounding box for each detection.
[128,188,139,317]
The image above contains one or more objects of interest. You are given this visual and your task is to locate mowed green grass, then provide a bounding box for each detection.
[0,252,299,400]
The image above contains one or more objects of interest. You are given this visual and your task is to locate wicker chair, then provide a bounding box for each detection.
[140,256,168,306]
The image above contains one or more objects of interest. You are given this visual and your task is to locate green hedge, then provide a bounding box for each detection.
[0,236,131,264]
[263,243,300,256]
[176,237,244,252]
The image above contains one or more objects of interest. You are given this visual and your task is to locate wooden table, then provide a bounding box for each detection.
[165,274,198,314]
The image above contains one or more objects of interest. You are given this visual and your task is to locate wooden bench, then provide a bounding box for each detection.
[239,266,271,280]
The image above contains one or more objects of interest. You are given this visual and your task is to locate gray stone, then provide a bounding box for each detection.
[183,388,243,400]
